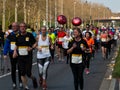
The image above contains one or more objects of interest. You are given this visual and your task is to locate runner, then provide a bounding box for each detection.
[100,30,108,60]
[62,30,72,64]
[84,32,95,74]
[36,26,53,90]
[31,28,37,39]
[82,24,94,37]
[67,28,88,90]
[13,22,38,90]
[0,25,5,47]
[5,25,13,38]
[57,27,66,61]
[113,30,118,47]
[0,26,5,72]
[95,30,101,52]
[48,28,56,63]
[3,22,22,89]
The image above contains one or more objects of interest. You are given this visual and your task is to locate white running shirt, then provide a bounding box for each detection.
[62,36,72,49]
[37,35,51,59]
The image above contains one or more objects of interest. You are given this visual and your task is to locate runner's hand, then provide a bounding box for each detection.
[50,45,54,49]
[72,43,77,48]
[13,50,18,58]
[38,47,42,52]
[27,47,32,51]
[3,55,7,60]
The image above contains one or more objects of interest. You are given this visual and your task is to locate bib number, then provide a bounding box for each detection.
[72,54,82,64]
[101,38,107,42]
[59,38,63,42]
[11,42,16,50]
[18,46,28,56]
[42,47,49,53]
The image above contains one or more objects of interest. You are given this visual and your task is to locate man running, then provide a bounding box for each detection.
[3,22,22,89]
[13,22,38,90]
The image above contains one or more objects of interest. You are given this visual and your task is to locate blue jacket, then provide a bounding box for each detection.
[3,32,18,55]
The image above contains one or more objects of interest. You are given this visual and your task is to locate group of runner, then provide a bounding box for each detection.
[0,22,119,90]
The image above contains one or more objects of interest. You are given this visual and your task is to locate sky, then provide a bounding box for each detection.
[86,0,120,13]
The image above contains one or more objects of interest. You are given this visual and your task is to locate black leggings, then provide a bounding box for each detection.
[85,53,92,69]
[50,48,55,60]
[63,49,70,63]
[9,53,22,84]
[70,63,85,90]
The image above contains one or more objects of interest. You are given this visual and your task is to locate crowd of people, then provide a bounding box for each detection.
[0,22,119,90]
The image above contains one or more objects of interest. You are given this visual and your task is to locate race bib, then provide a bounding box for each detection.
[59,38,63,42]
[41,46,49,53]
[114,35,118,40]
[18,46,28,55]
[101,38,107,42]
[11,42,16,50]
[72,54,82,64]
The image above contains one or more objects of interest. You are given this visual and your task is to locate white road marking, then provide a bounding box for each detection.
[0,62,37,79]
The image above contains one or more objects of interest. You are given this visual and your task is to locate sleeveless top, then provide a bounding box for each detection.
[37,35,51,59]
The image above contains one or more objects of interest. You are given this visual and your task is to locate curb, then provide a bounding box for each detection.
[109,79,116,90]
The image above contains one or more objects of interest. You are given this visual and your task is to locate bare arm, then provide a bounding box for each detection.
[13,46,18,58]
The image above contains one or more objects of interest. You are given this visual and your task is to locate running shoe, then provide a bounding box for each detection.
[19,82,23,88]
[85,68,90,74]
[12,83,16,89]
[61,59,64,61]
[58,58,61,62]
[39,77,43,86]
[24,86,29,90]
[42,82,47,90]
[32,77,38,88]
[7,68,10,72]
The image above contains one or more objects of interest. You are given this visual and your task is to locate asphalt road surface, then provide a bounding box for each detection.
[0,49,112,90]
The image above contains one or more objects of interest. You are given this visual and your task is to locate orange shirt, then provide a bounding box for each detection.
[84,38,94,53]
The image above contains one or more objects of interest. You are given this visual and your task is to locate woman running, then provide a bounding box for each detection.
[36,26,53,90]
[84,32,95,74]
[62,30,72,63]
[67,28,88,90]
[100,30,108,60]
[48,28,56,63]
[57,27,66,61]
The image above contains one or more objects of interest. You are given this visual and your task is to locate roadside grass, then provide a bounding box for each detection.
[112,47,120,78]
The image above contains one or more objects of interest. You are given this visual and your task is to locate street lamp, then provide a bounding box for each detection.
[103,9,106,19]
[89,3,92,25]
[55,0,57,28]
[2,0,6,32]
[74,1,76,17]
[49,0,52,27]
[23,0,27,23]
[81,0,83,20]
[15,0,18,22]
[97,8,100,26]
[46,0,48,28]
[61,0,63,14]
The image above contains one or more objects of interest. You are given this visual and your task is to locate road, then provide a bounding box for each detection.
[0,49,112,90]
